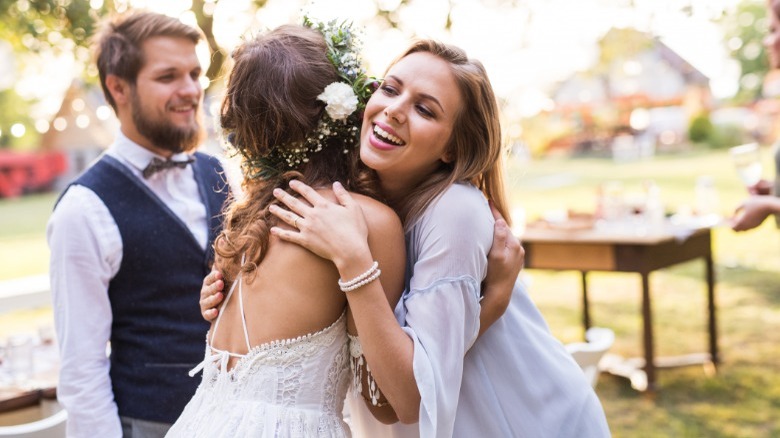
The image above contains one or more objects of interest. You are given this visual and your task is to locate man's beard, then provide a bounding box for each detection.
[131,89,203,154]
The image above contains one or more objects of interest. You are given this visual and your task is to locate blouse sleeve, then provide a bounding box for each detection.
[399,183,494,438]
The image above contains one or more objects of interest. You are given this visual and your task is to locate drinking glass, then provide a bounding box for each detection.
[729,143,763,187]
[6,334,34,382]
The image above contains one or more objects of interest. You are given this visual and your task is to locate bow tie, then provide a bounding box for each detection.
[142,156,195,179]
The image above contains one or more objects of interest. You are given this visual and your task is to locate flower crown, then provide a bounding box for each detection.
[233,17,376,180]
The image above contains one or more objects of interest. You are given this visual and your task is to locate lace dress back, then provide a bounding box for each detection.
[167,272,351,438]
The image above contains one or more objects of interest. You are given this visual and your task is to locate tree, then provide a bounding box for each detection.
[720,0,769,103]
[0,0,112,55]
[0,0,114,147]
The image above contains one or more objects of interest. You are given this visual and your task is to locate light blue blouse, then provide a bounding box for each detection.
[347,183,610,437]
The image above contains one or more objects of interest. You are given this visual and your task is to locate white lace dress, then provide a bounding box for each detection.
[167,275,351,438]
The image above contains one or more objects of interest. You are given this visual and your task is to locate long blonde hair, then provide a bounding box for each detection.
[385,40,511,228]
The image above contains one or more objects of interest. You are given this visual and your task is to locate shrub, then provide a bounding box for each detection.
[708,123,751,149]
[688,113,714,144]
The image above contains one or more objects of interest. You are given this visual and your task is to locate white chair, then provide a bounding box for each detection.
[0,401,67,438]
[565,327,615,388]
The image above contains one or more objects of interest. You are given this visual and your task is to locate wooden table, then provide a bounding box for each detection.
[521,222,718,393]
[0,386,57,414]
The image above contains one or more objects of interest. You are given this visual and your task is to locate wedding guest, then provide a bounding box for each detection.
[47,11,227,437]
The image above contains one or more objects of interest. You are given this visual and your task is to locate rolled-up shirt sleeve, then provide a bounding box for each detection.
[397,184,493,438]
[47,185,123,438]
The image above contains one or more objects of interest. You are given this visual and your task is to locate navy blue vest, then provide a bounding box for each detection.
[67,153,228,423]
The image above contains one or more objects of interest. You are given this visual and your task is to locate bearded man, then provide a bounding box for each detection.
[47,11,228,438]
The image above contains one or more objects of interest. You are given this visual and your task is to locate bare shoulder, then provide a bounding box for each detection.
[350,193,405,306]
[350,193,403,232]
[310,188,402,237]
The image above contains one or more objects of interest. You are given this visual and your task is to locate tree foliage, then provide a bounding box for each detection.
[0,0,112,54]
[720,0,769,103]
[0,0,115,142]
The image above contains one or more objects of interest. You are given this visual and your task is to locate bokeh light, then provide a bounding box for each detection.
[10,123,26,137]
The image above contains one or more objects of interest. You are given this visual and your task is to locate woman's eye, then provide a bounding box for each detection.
[380,84,398,95]
[416,105,434,118]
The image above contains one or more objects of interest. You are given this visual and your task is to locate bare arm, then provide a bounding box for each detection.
[344,195,406,424]
[269,180,421,423]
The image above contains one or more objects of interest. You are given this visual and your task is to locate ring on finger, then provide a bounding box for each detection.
[294,217,300,228]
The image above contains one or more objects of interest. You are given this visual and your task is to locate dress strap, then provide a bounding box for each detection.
[237,264,251,352]
[209,255,247,347]
[191,275,241,378]
[210,275,237,345]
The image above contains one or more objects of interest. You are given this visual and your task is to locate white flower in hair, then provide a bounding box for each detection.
[318,82,359,121]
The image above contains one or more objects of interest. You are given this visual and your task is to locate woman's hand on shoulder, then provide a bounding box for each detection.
[269,180,371,270]
[200,269,224,321]
[485,204,525,290]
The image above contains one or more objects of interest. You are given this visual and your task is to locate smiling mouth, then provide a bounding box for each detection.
[373,124,406,146]
[170,103,197,113]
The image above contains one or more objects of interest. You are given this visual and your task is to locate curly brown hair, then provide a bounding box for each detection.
[215,24,378,283]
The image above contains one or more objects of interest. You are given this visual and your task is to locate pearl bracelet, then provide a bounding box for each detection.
[340,268,381,292]
[338,261,381,292]
[338,261,379,288]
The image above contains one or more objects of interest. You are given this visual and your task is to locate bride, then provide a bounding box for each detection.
[166,20,406,437]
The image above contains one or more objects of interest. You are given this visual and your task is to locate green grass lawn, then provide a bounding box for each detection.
[0,192,57,280]
[1,148,778,436]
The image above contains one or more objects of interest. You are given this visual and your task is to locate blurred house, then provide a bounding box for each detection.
[543,28,712,158]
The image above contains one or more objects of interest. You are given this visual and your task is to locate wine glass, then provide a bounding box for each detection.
[729,143,763,187]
